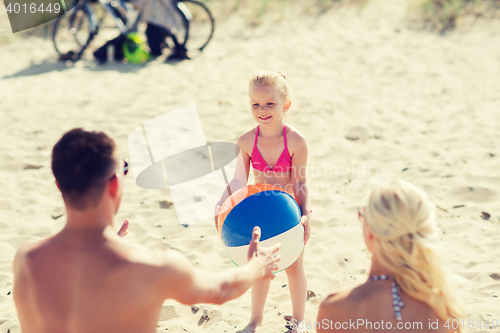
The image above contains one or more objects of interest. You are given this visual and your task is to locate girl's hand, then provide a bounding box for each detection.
[301,215,311,245]
[214,205,221,230]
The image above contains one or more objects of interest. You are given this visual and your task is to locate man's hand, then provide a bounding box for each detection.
[247,227,281,280]
[117,219,129,238]
[301,215,311,245]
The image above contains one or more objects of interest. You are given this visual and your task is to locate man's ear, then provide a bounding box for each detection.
[55,180,60,190]
[284,99,291,112]
[108,175,119,198]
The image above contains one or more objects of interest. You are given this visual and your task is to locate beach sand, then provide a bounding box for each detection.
[1,0,500,332]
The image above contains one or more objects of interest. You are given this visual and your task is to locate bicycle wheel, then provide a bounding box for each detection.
[176,0,214,53]
[52,4,94,58]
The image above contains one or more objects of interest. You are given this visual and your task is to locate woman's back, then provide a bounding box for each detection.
[319,281,456,333]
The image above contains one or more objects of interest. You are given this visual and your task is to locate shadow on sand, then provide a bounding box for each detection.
[2,58,147,79]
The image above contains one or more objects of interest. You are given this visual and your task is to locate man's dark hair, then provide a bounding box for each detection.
[52,128,117,210]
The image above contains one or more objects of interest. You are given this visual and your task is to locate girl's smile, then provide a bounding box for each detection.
[249,85,289,125]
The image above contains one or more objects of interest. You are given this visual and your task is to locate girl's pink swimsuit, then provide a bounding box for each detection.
[251,125,291,173]
[251,125,312,214]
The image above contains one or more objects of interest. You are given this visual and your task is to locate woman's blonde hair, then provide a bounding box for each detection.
[365,180,464,325]
[249,70,291,100]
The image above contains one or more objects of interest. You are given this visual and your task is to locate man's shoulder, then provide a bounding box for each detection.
[127,247,195,300]
[159,248,193,272]
[13,239,50,278]
[14,239,47,262]
[123,243,192,275]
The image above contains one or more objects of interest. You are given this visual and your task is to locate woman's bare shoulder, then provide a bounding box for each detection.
[320,283,378,313]
[318,289,357,325]
[320,289,353,309]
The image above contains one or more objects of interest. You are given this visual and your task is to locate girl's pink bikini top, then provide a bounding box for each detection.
[251,125,292,173]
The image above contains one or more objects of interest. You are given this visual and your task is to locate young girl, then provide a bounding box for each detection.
[214,70,311,332]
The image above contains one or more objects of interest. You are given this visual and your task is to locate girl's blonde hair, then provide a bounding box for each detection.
[365,180,464,325]
[249,70,291,100]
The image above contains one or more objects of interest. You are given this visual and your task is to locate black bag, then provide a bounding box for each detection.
[93,34,126,63]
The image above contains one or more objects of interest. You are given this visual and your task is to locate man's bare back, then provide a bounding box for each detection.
[15,219,278,333]
[15,227,170,333]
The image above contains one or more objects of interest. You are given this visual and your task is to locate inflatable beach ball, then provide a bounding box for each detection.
[217,184,304,272]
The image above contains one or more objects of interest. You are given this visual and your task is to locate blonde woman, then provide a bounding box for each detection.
[317,180,464,332]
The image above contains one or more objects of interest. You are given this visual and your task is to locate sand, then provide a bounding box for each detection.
[1,0,500,332]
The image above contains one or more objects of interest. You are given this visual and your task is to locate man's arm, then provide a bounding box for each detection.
[159,227,280,305]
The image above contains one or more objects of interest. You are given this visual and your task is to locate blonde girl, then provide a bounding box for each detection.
[318,180,464,332]
[215,70,311,332]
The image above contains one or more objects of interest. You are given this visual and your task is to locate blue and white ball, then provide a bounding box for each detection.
[217,184,304,272]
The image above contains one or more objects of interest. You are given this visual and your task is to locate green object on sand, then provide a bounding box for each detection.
[123,32,150,64]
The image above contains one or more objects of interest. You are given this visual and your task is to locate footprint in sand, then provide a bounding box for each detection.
[345,127,369,142]
[447,186,498,203]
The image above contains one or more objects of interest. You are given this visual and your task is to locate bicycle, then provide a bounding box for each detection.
[52,0,214,61]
